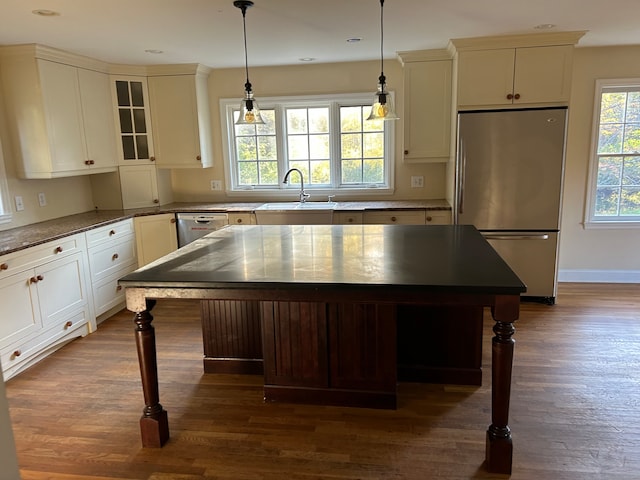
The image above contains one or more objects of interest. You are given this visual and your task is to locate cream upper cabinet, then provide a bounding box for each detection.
[0,45,118,178]
[118,165,173,209]
[456,45,574,109]
[147,65,213,169]
[399,51,452,162]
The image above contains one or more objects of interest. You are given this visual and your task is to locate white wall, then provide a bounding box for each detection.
[558,46,640,283]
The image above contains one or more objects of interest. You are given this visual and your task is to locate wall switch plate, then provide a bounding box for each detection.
[38,192,47,207]
[411,176,424,188]
[14,195,24,211]
[210,180,222,191]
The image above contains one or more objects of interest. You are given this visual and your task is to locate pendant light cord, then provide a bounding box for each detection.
[379,0,386,86]
[241,5,251,91]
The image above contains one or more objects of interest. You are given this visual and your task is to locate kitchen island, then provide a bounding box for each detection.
[119,224,525,474]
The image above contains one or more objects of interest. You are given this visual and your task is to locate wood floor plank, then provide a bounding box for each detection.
[5,284,640,479]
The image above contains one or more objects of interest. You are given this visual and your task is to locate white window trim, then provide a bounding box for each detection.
[220,92,395,199]
[584,78,640,229]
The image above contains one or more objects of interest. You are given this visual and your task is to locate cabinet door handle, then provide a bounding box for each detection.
[112,253,119,261]
[506,93,514,100]
[426,216,433,222]
[109,229,116,236]
[30,275,44,284]
[236,218,243,223]
[170,217,177,223]
[13,350,21,358]
[404,150,409,155]
[150,156,156,162]
[85,160,91,165]
[196,155,202,161]
[348,218,354,223]
[116,285,123,292]
[0,263,8,270]
[514,93,521,100]
[153,199,160,204]
[390,216,397,222]
[64,321,73,329]
[54,246,63,253]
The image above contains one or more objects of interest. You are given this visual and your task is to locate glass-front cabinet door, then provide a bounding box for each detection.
[111,76,155,165]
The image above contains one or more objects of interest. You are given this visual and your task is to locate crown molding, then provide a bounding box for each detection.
[449,31,587,52]
[0,44,109,72]
[396,48,452,65]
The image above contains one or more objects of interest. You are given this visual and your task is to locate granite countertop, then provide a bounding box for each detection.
[0,200,451,256]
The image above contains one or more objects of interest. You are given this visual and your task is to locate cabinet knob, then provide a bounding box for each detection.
[64,321,73,329]
[54,246,63,253]
[150,156,156,162]
[85,160,91,165]
[109,229,116,236]
[391,216,397,222]
[426,216,433,222]
[348,218,354,223]
[236,218,243,223]
[0,263,8,270]
[170,217,177,223]
[404,150,409,155]
[112,253,119,261]
[30,275,44,284]
[196,155,202,161]
[514,93,521,100]
[116,285,123,292]
[153,199,160,204]
[506,93,514,100]
[13,350,21,358]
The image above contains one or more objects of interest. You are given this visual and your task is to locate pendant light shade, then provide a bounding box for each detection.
[234,0,264,125]
[367,0,398,121]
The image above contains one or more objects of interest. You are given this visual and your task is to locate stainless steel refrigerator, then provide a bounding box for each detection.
[455,107,567,303]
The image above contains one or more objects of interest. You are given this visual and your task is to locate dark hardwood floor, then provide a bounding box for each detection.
[4,283,640,479]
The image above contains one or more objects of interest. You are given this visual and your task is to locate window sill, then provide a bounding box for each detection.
[583,220,640,229]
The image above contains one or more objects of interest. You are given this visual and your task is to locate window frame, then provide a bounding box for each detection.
[0,136,12,225]
[220,92,395,198]
[585,78,640,229]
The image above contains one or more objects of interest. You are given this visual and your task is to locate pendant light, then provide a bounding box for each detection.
[234,0,264,125]
[367,0,398,121]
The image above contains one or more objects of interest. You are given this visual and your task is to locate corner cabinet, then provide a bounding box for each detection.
[147,65,214,169]
[451,32,585,110]
[398,50,453,163]
[134,214,178,267]
[0,45,118,178]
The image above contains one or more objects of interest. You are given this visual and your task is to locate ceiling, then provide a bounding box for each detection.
[1,0,639,68]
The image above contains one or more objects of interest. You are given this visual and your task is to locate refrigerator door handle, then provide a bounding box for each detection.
[483,234,550,241]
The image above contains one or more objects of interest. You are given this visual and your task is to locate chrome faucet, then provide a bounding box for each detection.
[283,168,310,203]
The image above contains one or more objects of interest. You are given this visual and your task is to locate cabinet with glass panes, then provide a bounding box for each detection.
[110,76,155,165]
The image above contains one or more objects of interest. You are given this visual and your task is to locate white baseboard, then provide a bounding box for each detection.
[558,269,640,283]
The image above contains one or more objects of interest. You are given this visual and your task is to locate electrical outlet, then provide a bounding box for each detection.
[210,180,223,191]
[14,195,24,211]
[38,192,47,207]
[411,176,424,188]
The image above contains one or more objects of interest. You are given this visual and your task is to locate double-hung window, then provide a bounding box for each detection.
[587,79,640,227]
[221,93,394,196]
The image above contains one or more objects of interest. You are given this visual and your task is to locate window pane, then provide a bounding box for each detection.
[363,132,384,158]
[309,134,330,159]
[341,107,361,132]
[135,136,149,159]
[342,160,362,183]
[310,160,330,184]
[341,134,361,159]
[119,109,133,133]
[258,136,277,160]
[598,124,623,154]
[626,92,640,123]
[238,161,258,185]
[133,109,146,133]
[594,187,619,216]
[259,161,278,184]
[623,156,640,185]
[122,136,135,160]
[288,135,309,160]
[287,109,308,134]
[363,159,384,183]
[288,162,310,182]
[620,187,640,215]
[364,116,384,133]
[237,137,257,161]
[130,82,144,107]
[623,124,640,153]
[308,108,329,133]
[257,110,276,135]
[597,157,622,185]
[600,92,626,124]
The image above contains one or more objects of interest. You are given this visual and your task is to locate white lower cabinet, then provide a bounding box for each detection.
[85,219,137,320]
[0,234,94,380]
[425,211,452,225]
[363,210,426,225]
[333,212,363,225]
[134,214,178,267]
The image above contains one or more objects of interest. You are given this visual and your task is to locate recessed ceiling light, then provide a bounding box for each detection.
[144,49,164,55]
[534,23,556,30]
[299,57,315,62]
[346,37,362,43]
[32,9,60,17]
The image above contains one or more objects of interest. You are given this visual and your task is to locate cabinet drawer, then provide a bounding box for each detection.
[228,213,255,225]
[363,210,426,225]
[425,211,451,225]
[87,234,136,281]
[93,265,136,317]
[86,219,134,247]
[1,309,90,380]
[0,234,85,280]
[333,212,363,225]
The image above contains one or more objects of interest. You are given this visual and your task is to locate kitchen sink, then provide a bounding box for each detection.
[255,202,336,224]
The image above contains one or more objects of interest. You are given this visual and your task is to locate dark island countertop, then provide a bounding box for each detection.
[0,200,450,256]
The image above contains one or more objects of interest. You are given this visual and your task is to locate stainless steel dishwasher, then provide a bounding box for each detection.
[175,213,229,247]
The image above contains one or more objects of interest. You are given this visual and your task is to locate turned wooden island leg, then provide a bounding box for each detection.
[133,299,169,447]
[486,294,519,474]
